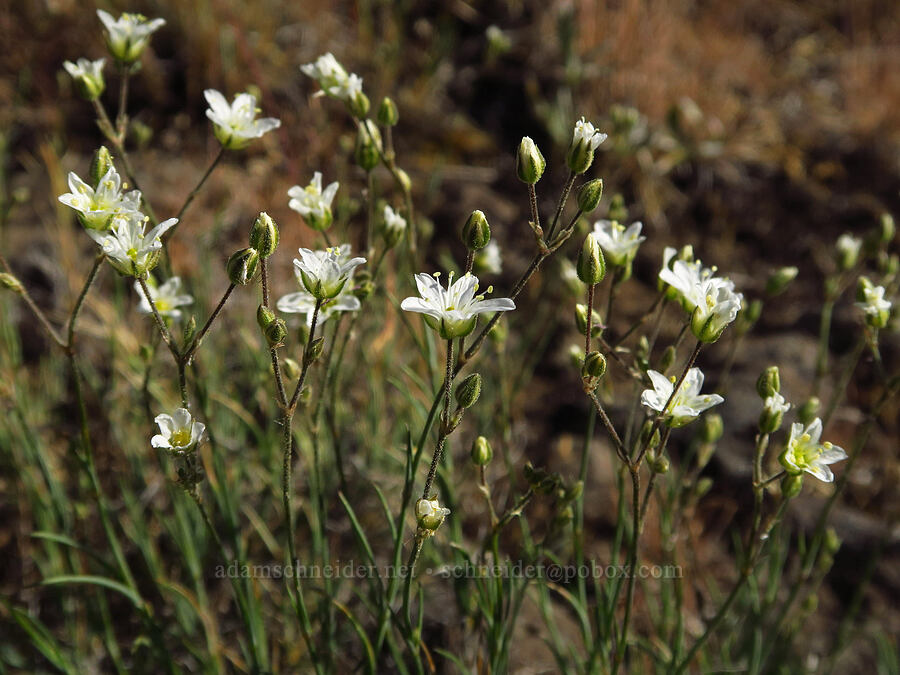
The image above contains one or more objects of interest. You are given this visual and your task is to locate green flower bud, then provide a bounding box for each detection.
[639,420,661,449]
[355,120,382,171]
[182,315,196,346]
[0,272,24,294]
[695,477,713,498]
[576,179,604,213]
[471,436,493,466]
[651,455,670,474]
[377,97,399,126]
[879,212,895,244]
[742,299,763,328]
[455,373,483,409]
[608,193,628,222]
[699,413,724,444]
[756,366,780,399]
[797,396,820,425]
[696,442,716,470]
[308,336,325,362]
[461,210,491,251]
[257,304,276,329]
[282,357,300,380]
[226,248,260,285]
[140,344,154,362]
[352,270,375,302]
[488,317,508,344]
[581,351,607,384]
[765,267,798,296]
[758,408,784,435]
[249,212,279,258]
[856,276,874,303]
[576,232,606,285]
[575,304,603,337]
[823,527,841,555]
[782,474,803,499]
[349,91,370,119]
[516,136,546,184]
[878,252,899,276]
[90,146,115,186]
[801,594,819,614]
[835,233,862,271]
[265,318,287,348]
[395,168,412,193]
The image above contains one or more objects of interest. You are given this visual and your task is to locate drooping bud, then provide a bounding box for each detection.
[265,318,287,348]
[249,212,279,258]
[576,179,604,213]
[455,373,483,409]
[756,366,780,399]
[461,210,491,251]
[377,97,399,126]
[226,248,260,285]
[516,136,546,184]
[355,120,382,171]
[0,272,24,294]
[576,232,606,285]
[90,146,115,186]
[765,267,798,296]
[471,436,493,466]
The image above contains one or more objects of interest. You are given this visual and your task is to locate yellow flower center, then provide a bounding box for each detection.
[170,428,192,447]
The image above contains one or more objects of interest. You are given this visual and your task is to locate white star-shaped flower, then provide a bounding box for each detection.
[288,172,339,231]
[204,89,281,150]
[152,407,206,454]
[779,418,847,482]
[572,117,607,152]
[58,166,142,230]
[591,220,646,266]
[133,276,193,320]
[97,10,165,63]
[293,245,366,300]
[401,271,515,339]
[86,212,177,277]
[63,58,106,99]
[641,368,723,427]
[300,52,362,101]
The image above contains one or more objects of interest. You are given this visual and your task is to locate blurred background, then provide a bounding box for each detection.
[2,0,899,671]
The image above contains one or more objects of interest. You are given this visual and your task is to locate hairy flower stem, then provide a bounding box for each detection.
[611,465,641,675]
[585,282,595,354]
[115,64,130,139]
[545,171,575,241]
[528,183,541,233]
[260,258,287,406]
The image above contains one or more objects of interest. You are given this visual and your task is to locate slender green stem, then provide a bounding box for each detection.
[585,282,595,354]
[527,183,541,234]
[612,466,641,675]
[183,284,236,363]
[545,172,575,241]
[421,339,455,500]
[0,254,65,348]
[137,276,180,359]
[115,65,130,140]
[821,332,866,428]
[260,258,287,407]
[66,253,105,347]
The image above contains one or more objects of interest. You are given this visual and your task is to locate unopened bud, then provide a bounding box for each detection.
[471,436,493,466]
[695,477,713,498]
[879,212,895,244]
[355,120,382,171]
[607,193,628,222]
[226,248,260,285]
[461,210,491,251]
[307,336,325,362]
[575,304,602,337]
[282,357,300,380]
[835,234,862,271]
[659,345,676,373]
[257,304,276,330]
[765,267,798,296]
[182,315,196,346]
[395,168,412,193]
[0,272,24,294]
[581,351,607,379]
[90,146,115,186]
[348,90,370,119]
[249,212,279,257]
[651,455,670,474]
[797,396,820,425]
[576,232,606,285]
[823,527,842,555]
[700,413,724,443]
[516,136,546,184]
[455,373,482,409]
[576,179,604,213]
[265,318,287,348]
[756,366,780,399]
[377,97,399,126]
[639,420,661,449]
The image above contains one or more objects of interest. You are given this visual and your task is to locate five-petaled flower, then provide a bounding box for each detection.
[293,245,366,301]
[300,52,363,101]
[63,58,106,100]
[779,418,847,483]
[591,220,646,267]
[152,407,206,454]
[641,368,724,427]
[855,283,891,329]
[58,166,142,231]
[401,271,515,339]
[96,10,165,63]
[133,276,193,320]
[86,212,177,277]
[416,497,450,536]
[288,172,339,231]
[277,251,361,326]
[204,89,281,150]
